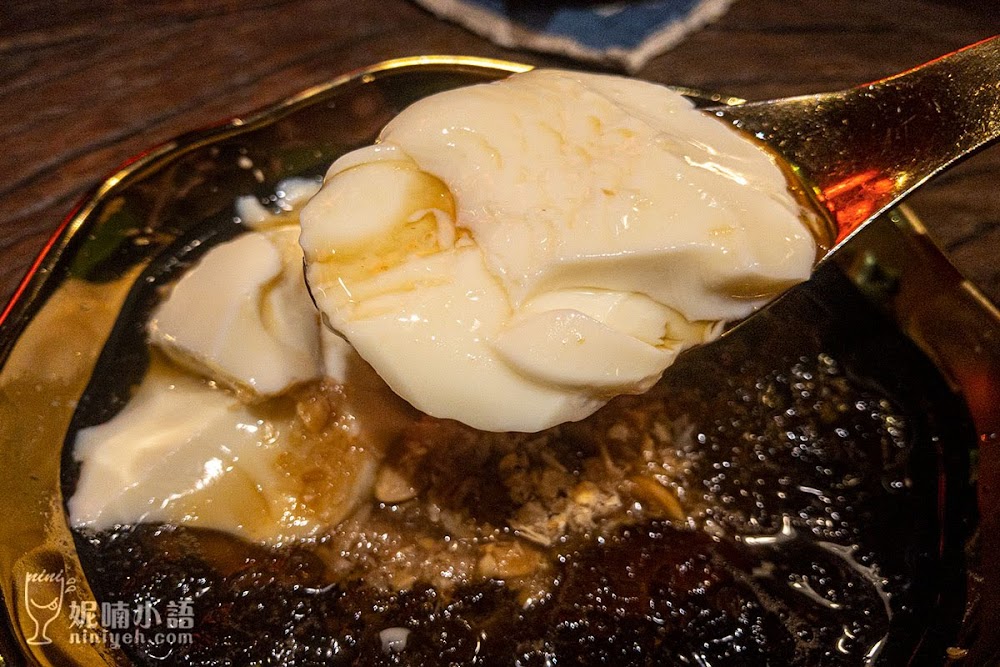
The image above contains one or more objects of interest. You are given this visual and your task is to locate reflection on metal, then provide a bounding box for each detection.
[715,36,1000,255]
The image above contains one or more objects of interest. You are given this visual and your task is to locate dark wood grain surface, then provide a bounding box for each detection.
[1,0,998,309]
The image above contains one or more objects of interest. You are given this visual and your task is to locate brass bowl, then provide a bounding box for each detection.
[0,56,997,665]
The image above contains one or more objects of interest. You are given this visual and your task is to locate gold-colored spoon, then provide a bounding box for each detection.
[708,35,1000,255]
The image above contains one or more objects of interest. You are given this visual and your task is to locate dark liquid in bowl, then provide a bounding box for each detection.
[66,241,974,665]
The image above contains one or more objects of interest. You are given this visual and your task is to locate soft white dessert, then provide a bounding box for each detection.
[148,228,322,398]
[68,361,324,543]
[67,353,401,545]
[300,69,818,433]
[70,181,414,545]
[148,177,329,399]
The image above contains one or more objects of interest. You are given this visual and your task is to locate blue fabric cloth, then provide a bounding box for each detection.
[413,0,735,71]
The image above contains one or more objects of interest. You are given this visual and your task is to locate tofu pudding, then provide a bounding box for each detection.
[300,69,819,432]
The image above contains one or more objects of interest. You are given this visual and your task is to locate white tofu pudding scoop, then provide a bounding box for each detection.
[299,69,821,433]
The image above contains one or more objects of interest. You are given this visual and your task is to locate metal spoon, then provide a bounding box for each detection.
[707,35,1000,258]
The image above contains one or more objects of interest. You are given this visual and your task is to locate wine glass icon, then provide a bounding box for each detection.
[24,572,65,645]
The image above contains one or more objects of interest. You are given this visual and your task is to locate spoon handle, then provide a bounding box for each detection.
[715,36,1000,247]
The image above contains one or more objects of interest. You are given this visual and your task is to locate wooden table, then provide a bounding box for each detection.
[2,0,998,309]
